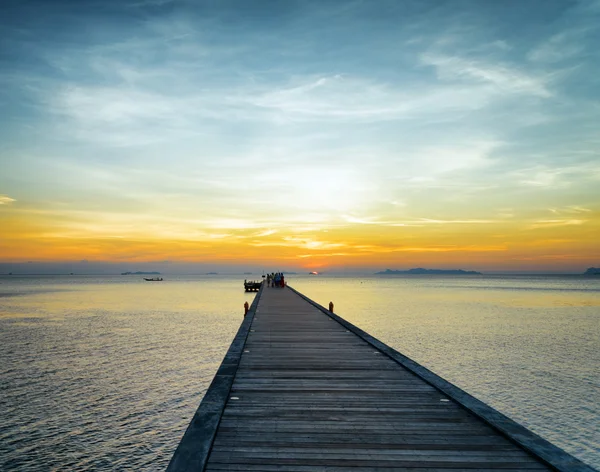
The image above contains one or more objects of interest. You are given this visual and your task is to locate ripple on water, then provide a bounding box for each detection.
[1,275,599,470]
[1,276,246,471]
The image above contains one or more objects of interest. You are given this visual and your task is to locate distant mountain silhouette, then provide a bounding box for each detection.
[583,267,600,275]
[121,271,160,275]
[375,268,482,275]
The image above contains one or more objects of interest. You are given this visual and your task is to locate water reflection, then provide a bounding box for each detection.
[0,276,250,471]
[1,274,598,470]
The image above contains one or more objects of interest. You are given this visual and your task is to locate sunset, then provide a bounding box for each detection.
[1,2,599,471]
[2,0,599,273]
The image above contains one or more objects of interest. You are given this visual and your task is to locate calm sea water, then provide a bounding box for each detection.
[1,274,598,470]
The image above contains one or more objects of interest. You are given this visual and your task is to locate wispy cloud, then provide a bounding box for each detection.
[49,84,221,146]
[251,236,347,251]
[0,195,16,205]
[1,1,599,270]
[529,219,587,230]
[528,0,599,64]
[244,75,407,121]
[393,245,507,253]
[242,72,525,124]
[528,30,586,64]
[548,206,592,215]
[298,244,508,255]
[342,215,497,227]
[421,53,552,98]
[516,163,600,188]
[254,229,278,237]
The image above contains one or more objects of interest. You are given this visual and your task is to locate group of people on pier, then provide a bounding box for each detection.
[266,272,285,288]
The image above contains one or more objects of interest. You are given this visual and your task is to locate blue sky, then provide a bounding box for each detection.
[1,0,599,272]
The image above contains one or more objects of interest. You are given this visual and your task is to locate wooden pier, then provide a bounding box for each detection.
[167,286,595,472]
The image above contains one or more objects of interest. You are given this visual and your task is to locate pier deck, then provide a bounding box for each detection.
[168,286,594,472]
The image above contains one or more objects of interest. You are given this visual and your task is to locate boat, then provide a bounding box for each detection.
[144,277,163,281]
[244,280,262,292]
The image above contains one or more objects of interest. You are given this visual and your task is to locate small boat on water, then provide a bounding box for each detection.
[144,277,163,281]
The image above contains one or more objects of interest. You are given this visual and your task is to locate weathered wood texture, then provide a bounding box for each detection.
[195,286,589,472]
[288,287,595,472]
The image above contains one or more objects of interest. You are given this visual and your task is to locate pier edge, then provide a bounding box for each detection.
[287,284,597,472]
[166,284,263,472]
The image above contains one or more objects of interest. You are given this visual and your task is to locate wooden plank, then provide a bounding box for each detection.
[202,287,555,471]
[169,285,592,472]
[285,286,596,472]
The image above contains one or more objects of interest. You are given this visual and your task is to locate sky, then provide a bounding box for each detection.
[1,0,599,274]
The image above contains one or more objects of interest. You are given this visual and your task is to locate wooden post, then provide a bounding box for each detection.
[244,301,249,316]
[328,301,334,313]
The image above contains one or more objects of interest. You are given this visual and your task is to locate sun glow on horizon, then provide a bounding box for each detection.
[2,196,598,272]
[1,1,599,272]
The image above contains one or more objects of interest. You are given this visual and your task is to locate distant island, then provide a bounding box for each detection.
[243,272,252,275]
[121,271,161,275]
[206,272,218,275]
[584,267,600,275]
[375,268,482,275]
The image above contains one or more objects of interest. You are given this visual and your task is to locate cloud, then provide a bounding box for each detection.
[515,163,600,188]
[420,53,552,98]
[47,70,492,146]
[341,215,496,227]
[244,75,406,120]
[548,206,592,215]
[241,73,506,124]
[251,236,347,251]
[0,195,16,205]
[528,0,599,64]
[14,8,575,157]
[1,1,599,273]
[50,84,216,147]
[301,244,508,255]
[398,140,499,176]
[528,30,586,64]
[393,245,507,252]
[254,229,278,237]
[529,219,586,229]
[413,218,495,225]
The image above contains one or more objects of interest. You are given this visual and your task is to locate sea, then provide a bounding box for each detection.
[0,274,598,470]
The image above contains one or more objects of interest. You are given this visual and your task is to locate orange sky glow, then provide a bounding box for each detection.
[2,0,599,274]
[2,199,598,272]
